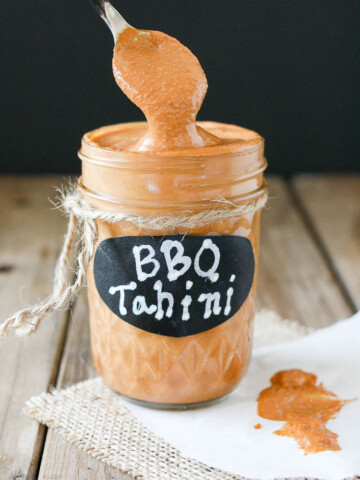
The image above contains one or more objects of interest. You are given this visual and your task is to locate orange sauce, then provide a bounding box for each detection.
[257,369,347,454]
[112,27,221,152]
[80,121,265,405]
[79,19,267,405]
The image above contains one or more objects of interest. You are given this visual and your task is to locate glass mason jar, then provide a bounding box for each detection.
[78,121,267,408]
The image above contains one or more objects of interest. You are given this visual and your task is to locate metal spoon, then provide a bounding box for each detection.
[88,0,130,42]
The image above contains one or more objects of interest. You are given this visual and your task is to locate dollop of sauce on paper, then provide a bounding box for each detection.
[113,27,221,152]
[257,369,348,454]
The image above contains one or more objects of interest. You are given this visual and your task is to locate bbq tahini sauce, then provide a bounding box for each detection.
[257,369,348,454]
[112,27,221,152]
[79,25,267,406]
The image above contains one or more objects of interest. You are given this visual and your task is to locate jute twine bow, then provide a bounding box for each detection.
[0,187,267,340]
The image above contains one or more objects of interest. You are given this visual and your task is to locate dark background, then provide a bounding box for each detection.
[0,0,359,175]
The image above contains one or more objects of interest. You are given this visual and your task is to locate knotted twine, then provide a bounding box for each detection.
[0,186,267,340]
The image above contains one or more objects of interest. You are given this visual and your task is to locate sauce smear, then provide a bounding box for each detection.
[257,369,347,454]
[112,27,221,152]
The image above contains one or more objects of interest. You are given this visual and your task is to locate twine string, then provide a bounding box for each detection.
[0,188,267,340]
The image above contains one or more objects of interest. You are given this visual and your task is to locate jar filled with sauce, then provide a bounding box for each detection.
[79,120,267,407]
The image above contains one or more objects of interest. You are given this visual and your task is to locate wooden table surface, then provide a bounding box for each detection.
[0,174,359,480]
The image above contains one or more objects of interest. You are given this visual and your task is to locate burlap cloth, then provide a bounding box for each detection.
[24,310,354,480]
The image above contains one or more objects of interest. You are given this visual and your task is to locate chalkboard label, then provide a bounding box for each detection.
[94,235,254,337]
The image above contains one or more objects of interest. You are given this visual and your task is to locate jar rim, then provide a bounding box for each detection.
[77,176,268,210]
[79,122,267,210]
[80,121,265,166]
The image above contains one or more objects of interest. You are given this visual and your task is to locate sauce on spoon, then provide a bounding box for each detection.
[112,27,221,151]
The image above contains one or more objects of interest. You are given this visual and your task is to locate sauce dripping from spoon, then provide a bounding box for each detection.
[112,27,221,152]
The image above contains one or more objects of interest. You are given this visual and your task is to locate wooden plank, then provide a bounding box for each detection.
[38,292,128,480]
[257,176,352,326]
[38,175,353,479]
[292,174,360,311]
[0,176,70,479]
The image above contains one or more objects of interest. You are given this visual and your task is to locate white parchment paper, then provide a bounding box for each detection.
[125,312,360,480]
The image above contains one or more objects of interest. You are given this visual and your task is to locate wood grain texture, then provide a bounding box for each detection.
[38,292,128,480]
[257,176,352,326]
[0,176,70,480]
[292,174,360,311]
[38,175,353,479]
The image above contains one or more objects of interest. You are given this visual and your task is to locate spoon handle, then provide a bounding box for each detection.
[88,0,129,42]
